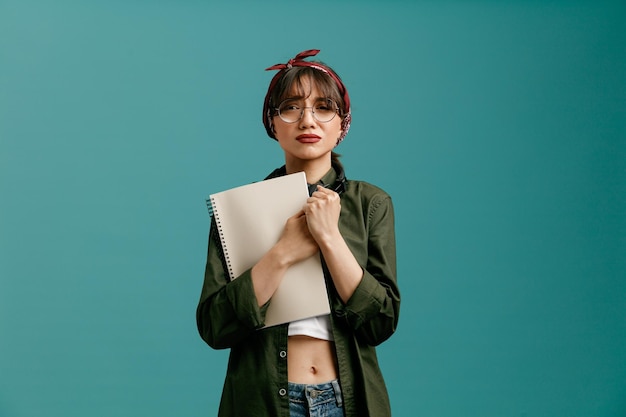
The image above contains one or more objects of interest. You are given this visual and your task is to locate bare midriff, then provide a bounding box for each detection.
[288,335,339,384]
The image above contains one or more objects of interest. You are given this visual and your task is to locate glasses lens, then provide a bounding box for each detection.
[277,99,338,123]
[278,100,302,123]
[314,99,338,123]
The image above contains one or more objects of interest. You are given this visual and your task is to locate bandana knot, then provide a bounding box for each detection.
[265,49,321,71]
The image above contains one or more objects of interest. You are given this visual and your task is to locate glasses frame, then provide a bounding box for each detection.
[274,98,339,124]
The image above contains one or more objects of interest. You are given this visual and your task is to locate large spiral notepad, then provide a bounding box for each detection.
[208,172,330,328]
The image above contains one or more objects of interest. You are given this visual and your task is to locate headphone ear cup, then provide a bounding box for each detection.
[337,113,351,144]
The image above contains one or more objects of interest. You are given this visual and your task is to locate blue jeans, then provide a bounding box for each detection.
[288,379,345,417]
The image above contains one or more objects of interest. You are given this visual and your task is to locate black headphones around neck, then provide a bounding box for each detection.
[326,161,347,195]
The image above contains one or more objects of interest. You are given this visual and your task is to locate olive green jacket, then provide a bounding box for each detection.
[196,167,400,417]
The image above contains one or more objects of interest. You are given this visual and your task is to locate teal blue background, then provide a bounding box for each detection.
[1,1,625,416]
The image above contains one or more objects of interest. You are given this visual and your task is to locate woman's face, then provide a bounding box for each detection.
[272,76,343,167]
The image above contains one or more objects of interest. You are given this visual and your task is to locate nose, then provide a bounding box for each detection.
[299,107,316,128]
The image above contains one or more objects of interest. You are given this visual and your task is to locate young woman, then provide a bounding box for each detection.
[197,49,400,417]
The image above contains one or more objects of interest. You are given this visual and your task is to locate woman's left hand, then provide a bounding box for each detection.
[305,185,364,304]
[304,185,342,245]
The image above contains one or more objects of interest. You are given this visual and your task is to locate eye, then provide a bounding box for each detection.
[279,100,302,112]
[315,99,337,112]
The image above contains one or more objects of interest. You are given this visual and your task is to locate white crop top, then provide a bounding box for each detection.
[288,314,334,341]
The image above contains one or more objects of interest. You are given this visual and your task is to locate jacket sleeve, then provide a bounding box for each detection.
[196,218,269,349]
[332,193,400,346]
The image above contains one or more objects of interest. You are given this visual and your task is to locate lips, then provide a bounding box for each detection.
[296,134,321,143]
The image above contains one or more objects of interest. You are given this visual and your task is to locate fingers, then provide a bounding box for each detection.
[304,185,341,239]
[314,184,336,196]
[286,210,309,232]
[307,185,339,203]
[305,187,341,218]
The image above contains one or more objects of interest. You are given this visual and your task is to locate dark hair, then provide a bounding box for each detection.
[266,65,348,120]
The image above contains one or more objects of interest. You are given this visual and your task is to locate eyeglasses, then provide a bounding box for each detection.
[275,98,339,124]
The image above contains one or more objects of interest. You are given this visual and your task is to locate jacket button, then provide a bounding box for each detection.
[279,350,287,358]
[279,388,287,396]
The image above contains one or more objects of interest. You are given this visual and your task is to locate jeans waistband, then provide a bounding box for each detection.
[288,379,343,408]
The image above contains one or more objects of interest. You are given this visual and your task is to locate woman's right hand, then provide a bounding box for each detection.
[251,210,319,306]
[275,210,319,266]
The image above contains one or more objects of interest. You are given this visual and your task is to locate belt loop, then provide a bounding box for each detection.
[331,379,343,407]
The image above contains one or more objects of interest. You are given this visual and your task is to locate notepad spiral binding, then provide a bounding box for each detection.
[208,195,235,280]
[205,197,214,218]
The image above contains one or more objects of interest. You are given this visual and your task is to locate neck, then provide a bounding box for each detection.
[285,158,332,184]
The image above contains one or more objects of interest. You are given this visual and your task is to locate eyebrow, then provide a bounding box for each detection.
[283,96,329,101]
